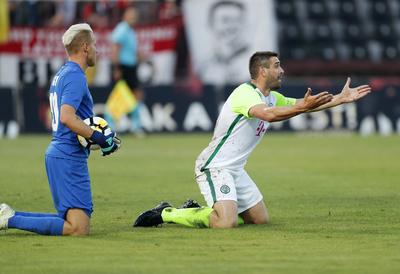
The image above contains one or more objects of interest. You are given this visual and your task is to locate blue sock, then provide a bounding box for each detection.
[15,211,59,218]
[8,215,64,236]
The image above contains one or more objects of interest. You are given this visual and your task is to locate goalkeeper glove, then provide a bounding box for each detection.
[90,131,121,156]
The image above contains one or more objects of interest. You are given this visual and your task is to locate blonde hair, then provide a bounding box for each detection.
[62,23,94,55]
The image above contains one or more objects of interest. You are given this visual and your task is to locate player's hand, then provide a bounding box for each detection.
[100,133,121,156]
[339,77,371,103]
[90,131,121,156]
[299,88,333,111]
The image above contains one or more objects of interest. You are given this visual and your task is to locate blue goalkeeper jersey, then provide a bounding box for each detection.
[46,61,93,160]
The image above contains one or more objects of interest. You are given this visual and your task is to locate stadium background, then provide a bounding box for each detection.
[0,0,399,138]
[0,2,399,273]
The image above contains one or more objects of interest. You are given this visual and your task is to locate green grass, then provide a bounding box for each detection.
[0,133,399,274]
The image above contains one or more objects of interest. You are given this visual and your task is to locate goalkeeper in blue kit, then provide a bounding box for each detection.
[0,23,120,236]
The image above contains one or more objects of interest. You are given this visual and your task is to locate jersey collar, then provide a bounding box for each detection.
[246,82,265,99]
[66,61,84,73]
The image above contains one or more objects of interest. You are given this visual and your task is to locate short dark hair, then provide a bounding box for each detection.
[249,51,279,79]
[208,1,245,27]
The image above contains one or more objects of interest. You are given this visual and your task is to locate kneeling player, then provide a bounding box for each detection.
[134,51,371,229]
[0,24,120,236]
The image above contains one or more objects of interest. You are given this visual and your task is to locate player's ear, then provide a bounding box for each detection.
[259,66,267,77]
[82,42,89,53]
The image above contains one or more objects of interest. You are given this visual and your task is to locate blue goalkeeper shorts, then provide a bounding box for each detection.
[45,155,93,219]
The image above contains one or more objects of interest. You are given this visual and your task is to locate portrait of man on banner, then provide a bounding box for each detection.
[183,0,278,86]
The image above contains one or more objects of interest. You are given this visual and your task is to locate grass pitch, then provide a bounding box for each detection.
[0,133,399,274]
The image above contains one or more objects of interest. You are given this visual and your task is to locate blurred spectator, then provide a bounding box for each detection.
[78,1,114,29]
[9,1,56,27]
[47,0,77,27]
[7,1,175,29]
[110,6,145,135]
[158,0,180,21]
[134,1,159,25]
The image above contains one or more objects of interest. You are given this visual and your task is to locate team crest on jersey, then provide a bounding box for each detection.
[220,185,230,194]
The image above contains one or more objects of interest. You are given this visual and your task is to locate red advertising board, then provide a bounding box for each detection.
[0,17,182,58]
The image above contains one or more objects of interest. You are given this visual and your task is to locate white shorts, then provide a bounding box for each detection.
[195,167,263,214]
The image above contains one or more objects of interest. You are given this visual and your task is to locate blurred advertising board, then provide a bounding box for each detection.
[18,83,400,135]
[0,17,182,87]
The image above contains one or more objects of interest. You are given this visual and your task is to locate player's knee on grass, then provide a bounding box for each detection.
[240,201,270,225]
[210,217,238,228]
[257,208,270,224]
[63,219,90,236]
[248,211,269,225]
[210,200,239,228]
[64,209,90,236]
[70,222,90,236]
[251,214,269,225]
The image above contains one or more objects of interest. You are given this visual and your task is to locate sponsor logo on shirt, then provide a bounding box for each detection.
[255,121,266,136]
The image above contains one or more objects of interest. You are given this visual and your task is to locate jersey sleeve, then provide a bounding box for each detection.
[60,72,86,110]
[230,84,264,118]
[271,91,296,106]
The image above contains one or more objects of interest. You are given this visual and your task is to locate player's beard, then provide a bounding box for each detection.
[87,54,96,67]
[269,79,281,90]
[270,84,281,90]
[86,48,96,67]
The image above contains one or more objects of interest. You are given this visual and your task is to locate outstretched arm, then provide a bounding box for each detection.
[249,89,333,122]
[299,77,371,112]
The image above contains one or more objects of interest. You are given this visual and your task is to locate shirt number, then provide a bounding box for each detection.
[49,92,59,132]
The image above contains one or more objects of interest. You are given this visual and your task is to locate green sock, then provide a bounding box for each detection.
[161,207,213,228]
[161,207,245,228]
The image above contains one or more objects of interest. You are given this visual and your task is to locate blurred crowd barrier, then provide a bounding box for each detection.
[0,0,399,137]
[1,79,399,137]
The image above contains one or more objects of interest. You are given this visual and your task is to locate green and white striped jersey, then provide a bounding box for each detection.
[197,82,296,170]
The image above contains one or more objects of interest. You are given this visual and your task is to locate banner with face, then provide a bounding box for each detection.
[183,0,278,85]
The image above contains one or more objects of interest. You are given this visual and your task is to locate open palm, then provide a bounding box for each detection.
[340,77,372,103]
